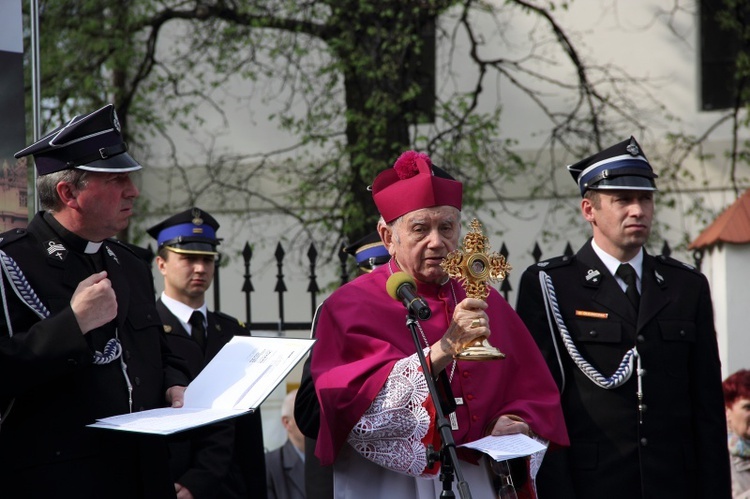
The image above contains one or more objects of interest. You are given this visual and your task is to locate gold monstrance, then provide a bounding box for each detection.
[441,219,512,361]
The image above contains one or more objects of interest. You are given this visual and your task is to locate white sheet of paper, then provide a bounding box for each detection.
[88,335,314,435]
[459,433,547,461]
[88,407,250,434]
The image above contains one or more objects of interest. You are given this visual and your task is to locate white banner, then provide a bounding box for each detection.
[0,0,22,53]
[0,0,29,230]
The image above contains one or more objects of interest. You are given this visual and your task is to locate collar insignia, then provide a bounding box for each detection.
[45,240,67,261]
[537,261,549,267]
[105,245,120,265]
[585,268,601,283]
[654,269,664,284]
[163,325,172,333]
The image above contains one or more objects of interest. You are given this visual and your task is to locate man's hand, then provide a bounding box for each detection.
[490,415,530,437]
[174,482,195,499]
[430,297,490,372]
[166,385,186,408]
[70,271,117,334]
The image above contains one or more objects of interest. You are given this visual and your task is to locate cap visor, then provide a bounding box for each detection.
[165,243,219,256]
[591,176,657,191]
[75,152,142,173]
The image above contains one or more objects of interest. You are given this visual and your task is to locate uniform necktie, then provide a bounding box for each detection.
[616,263,640,311]
[189,311,206,351]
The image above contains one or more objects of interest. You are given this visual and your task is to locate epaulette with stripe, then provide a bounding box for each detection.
[534,254,576,270]
[214,310,247,329]
[656,254,699,273]
[0,228,29,248]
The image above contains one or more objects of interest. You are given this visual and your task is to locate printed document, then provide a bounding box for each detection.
[88,335,314,435]
[459,433,547,461]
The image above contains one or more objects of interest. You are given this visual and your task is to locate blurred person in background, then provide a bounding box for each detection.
[266,389,306,499]
[724,369,750,498]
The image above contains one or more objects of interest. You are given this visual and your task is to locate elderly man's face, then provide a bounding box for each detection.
[383,206,460,284]
[71,172,139,241]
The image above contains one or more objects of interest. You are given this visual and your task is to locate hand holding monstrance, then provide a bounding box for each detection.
[441,219,512,360]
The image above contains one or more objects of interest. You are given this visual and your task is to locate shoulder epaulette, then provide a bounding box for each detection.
[0,228,29,248]
[656,254,699,273]
[533,254,575,271]
[214,310,247,329]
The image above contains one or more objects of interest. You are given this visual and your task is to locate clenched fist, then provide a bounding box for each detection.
[70,271,117,334]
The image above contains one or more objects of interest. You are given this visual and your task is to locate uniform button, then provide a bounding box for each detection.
[589,330,598,338]
[466,394,475,401]
[472,415,478,422]
[640,404,647,413]
[637,335,645,343]
[679,330,686,337]
[55,450,62,457]
[67,358,77,366]
[640,369,647,377]
[640,438,648,446]
[134,377,141,386]
[462,371,470,378]
[562,256,569,261]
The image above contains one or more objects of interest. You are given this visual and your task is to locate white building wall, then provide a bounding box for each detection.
[133,0,750,449]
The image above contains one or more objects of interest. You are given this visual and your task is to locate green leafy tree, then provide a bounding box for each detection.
[23,0,674,254]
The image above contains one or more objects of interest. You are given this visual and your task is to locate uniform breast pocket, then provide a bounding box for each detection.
[658,320,696,377]
[126,304,164,368]
[570,320,622,343]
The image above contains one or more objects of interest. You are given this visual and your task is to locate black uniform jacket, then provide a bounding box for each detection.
[157,299,267,499]
[515,239,731,499]
[0,212,190,498]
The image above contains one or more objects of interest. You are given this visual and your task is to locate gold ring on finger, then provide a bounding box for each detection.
[470,319,481,328]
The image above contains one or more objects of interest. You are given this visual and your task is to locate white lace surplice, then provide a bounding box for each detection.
[347,350,433,477]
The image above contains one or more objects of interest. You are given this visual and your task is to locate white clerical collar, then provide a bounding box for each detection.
[591,239,643,290]
[160,292,207,329]
[85,241,102,254]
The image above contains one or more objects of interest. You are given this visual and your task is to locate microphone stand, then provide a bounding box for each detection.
[405,314,472,499]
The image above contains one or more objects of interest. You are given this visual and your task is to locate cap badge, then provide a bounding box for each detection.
[626,140,640,156]
[113,110,121,133]
[191,208,203,226]
[45,240,67,261]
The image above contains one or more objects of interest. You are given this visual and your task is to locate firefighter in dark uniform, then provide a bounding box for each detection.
[148,208,267,499]
[0,104,191,498]
[515,136,731,499]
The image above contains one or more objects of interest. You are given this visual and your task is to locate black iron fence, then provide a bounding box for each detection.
[214,240,704,334]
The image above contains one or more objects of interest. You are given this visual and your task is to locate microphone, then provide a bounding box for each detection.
[386,272,432,320]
